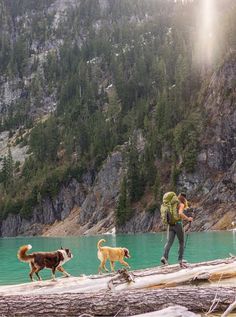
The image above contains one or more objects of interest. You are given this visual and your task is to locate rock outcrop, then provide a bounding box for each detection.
[178,54,236,230]
[77,150,124,235]
[0,150,124,237]
[0,177,90,236]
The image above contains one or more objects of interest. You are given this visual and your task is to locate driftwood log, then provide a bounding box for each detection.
[1,257,236,296]
[0,287,235,316]
[1,257,236,316]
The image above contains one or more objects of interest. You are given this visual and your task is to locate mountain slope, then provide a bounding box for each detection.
[180,53,236,231]
[0,0,236,236]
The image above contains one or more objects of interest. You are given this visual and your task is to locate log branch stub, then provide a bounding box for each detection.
[108,269,135,290]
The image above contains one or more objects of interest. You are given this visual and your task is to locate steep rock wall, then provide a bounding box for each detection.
[0,176,91,237]
[178,54,236,230]
[77,150,124,235]
[0,150,124,237]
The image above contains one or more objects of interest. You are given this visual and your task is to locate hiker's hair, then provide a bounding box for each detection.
[178,195,186,205]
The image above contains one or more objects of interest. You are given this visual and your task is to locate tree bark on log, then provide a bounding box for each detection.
[0,287,236,316]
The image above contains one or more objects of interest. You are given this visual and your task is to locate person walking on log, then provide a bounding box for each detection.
[160,192,193,268]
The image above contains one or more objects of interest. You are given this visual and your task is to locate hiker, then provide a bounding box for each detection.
[160,192,193,268]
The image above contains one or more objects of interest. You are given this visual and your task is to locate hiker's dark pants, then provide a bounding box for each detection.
[163,222,184,262]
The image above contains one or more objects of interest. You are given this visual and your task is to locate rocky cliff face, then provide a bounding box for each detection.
[0,150,124,236]
[0,176,91,236]
[77,150,124,235]
[178,54,236,230]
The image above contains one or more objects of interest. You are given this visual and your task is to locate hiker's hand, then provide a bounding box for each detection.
[188,217,193,222]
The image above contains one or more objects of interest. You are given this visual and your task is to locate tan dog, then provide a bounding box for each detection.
[97,239,131,273]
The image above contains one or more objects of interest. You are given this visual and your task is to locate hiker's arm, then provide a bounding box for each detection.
[178,203,193,222]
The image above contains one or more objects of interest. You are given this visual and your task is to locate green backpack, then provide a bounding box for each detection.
[160,192,181,225]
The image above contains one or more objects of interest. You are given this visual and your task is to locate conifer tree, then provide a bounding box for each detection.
[153,169,161,202]
[1,147,14,190]
[127,142,144,202]
[116,176,131,226]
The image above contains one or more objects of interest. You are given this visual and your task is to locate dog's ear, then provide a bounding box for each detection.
[65,248,72,257]
[124,248,131,258]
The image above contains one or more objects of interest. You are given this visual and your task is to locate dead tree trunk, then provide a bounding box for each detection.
[0,286,236,316]
[1,257,236,296]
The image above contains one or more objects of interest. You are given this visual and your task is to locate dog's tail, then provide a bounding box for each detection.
[17,244,34,262]
[97,239,106,250]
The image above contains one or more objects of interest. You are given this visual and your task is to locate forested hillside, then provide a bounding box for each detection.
[0,0,236,236]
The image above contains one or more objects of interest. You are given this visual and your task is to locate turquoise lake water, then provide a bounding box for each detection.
[1,231,236,286]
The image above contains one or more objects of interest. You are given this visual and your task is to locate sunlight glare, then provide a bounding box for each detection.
[195,0,217,68]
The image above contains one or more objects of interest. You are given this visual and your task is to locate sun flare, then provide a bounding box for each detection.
[196,0,217,67]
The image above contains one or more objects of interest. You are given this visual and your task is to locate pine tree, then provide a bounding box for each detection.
[153,169,161,203]
[1,156,8,188]
[142,144,156,188]
[116,176,131,226]
[127,142,144,202]
[1,147,14,190]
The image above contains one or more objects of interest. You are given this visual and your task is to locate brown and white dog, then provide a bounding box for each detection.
[97,239,131,273]
[17,244,73,281]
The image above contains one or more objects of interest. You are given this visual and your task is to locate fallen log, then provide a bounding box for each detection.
[0,286,235,316]
[1,257,236,295]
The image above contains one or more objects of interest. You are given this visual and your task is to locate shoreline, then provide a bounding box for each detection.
[1,228,236,239]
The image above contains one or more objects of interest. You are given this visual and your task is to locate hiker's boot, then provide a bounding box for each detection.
[179,259,188,268]
[160,257,169,266]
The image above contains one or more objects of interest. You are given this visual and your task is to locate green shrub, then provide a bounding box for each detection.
[3,199,24,219]
[146,203,158,213]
